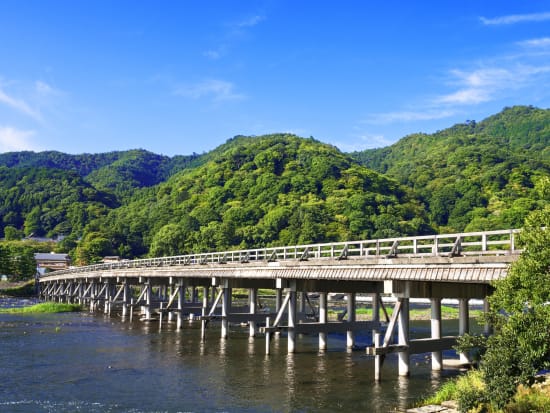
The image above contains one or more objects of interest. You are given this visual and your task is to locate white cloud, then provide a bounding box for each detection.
[364,109,455,124]
[0,126,38,152]
[480,12,550,25]
[517,37,550,48]
[437,89,491,105]
[235,15,265,28]
[0,87,42,121]
[436,65,550,105]
[337,133,393,151]
[174,79,245,102]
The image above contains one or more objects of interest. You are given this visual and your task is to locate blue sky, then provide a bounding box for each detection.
[0,1,549,156]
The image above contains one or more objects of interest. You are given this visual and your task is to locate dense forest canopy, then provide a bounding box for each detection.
[0,105,548,266]
[350,106,550,233]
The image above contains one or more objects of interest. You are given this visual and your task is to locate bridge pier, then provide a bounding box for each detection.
[459,298,470,364]
[288,281,297,353]
[431,298,442,371]
[249,288,258,337]
[319,292,327,350]
[346,293,356,348]
[398,297,410,377]
[221,282,231,339]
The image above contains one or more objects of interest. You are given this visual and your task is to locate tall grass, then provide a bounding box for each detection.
[0,302,82,314]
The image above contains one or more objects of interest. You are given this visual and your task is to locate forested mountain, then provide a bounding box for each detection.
[80,135,428,261]
[0,166,116,241]
[350,106,550,232]
[0,105,548,265]
[0,149,201,202]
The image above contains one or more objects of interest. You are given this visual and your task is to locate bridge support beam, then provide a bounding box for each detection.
[221,281,231,339]
[249,288,257,337]
[346,293,356,348]
[122,281,129,318]
[398,297,410,376]
[459,298,470,364]
[177,282,185,330]
[288,280,297,353]
[319,292,328,351]
[431,298,442,371]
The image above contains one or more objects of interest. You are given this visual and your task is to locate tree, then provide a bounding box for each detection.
[457,203,550,410]
[4,226,22,241]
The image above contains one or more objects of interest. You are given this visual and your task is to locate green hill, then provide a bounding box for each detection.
[350,106,550,232]
[87,134,428,261]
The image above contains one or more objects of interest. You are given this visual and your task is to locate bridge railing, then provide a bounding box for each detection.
[48,229,520,277]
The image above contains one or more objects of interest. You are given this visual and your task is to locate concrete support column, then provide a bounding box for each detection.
[347,293,356,348]
[319,292,328,351]
[145,280,152,320]
[459,298,470,364]
[177,283,184,330]
[288,281,297,353]
[431,297,442,371]
[122,282,129,318]
[221,284,232,339]
[90,282,96,312]
[398,298,410,376]
[249,288,258,337]
[371,292,380,342]
[104,282,110,314]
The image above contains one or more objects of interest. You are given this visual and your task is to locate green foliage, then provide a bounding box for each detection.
[0,302,82,313]
[469,205,550,410]
[100,134,428,256]
[455,370,488,413]
[0,242,37,279]
[351,106,550,233]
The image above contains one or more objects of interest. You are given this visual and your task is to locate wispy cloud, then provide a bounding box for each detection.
[174,79,246,102]
[203,13,266,60]
[436,68,514,105]
[337,133,394,151]
[480,11,550,26]
[235,15,265,28]
[437,65,550,105]
[517,37,550,48]
[364,109,455,125]
[0,126,38,152]
[0,86,42,121]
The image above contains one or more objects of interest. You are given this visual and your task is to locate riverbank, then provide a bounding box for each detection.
[0,302,82,313]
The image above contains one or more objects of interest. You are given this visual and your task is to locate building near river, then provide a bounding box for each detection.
[35,252,71,275]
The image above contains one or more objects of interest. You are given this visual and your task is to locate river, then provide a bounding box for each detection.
[0,298,463,412]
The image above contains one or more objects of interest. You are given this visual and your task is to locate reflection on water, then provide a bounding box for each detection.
[0,299,462,412]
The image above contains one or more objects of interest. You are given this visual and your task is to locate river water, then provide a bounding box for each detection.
[0,298,464,412]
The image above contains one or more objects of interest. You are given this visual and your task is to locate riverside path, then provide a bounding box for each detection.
[39,229,520,379]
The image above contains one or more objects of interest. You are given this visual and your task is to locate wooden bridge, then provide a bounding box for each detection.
[39,229,520,379]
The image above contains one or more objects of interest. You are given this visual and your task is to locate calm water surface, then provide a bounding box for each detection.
[0,299,463,412]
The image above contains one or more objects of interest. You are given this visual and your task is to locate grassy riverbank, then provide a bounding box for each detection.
[0,302,82,314]
[328,305,482,321]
